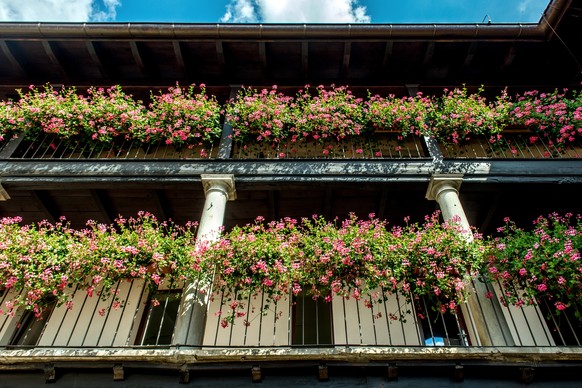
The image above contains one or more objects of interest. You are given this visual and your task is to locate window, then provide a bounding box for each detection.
[135,290,181,346]
[415,296,470,346]
[291,291,333,345]
[10,300,56,346]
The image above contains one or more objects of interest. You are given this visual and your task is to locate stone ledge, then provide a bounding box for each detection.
[1,346,582,368]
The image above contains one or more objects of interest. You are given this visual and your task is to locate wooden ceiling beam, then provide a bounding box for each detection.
[377,189,389,220]
[463,42,478,69]
[502,46,516,69]
[32,190,58,223]
[479,192,501,234]
[324,189,333,219]
[342,42,351,79]
[129,41,147,78]
[42,41,68,79]
[423,42,435,67]
[301,42,309,78]
[90,189,116,224]
[172,41,187,76]
[152,189,172,221]
[259,42,267,73]
[382,41,394,69]
[0,40,26,77]
[268,190,278,221]
[85,41,109,79]
[216,41,226,75]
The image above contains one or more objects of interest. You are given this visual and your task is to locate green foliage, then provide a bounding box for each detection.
[486,213,582,319]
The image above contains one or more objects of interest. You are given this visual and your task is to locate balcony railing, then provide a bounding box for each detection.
[2,279,579,350]
[439,131,582,159]
[3,131,582,161]
[232,134,428,159]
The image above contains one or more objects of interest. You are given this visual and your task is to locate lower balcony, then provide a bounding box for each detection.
[1,278,582,385]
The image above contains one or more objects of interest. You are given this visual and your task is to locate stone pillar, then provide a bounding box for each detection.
[426,174,513,346]
[173,174,236,346]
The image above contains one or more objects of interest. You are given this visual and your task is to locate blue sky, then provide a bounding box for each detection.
[0,0,550,23]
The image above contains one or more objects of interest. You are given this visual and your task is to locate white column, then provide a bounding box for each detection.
[426,174,513,346]
[173,174,236,346]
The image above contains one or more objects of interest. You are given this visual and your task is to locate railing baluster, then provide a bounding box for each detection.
[381,288,393,345]
[125,280,148,346]
[80,284,107,346]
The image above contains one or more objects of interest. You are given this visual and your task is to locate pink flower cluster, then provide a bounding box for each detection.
[0,212,204,318]
[487,212,582,318]
[206,212,485,325]
[4,84,221,148]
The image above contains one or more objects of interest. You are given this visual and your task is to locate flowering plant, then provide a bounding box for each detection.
[508,89,582,146]
[205,212,485,326]
[17,85,88,140]
[292,85,368,141]
[366,93,432,137]
[429,86,509,144]
[0,99,21,142]
[4,84,582,152]
[486,213,582,319]
[224,86,294,143]
[132,83,221,147]
[0,213,204,318]
[81,86,146,144]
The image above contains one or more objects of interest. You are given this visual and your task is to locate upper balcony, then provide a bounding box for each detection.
[1,84,581,163]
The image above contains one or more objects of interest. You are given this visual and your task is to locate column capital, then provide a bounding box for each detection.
[0,182,10,201]
[425,174,463,201]
[201,174,236,200]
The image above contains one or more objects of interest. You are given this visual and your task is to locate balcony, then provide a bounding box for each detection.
[4,130,582,163]
[1,278,580,349]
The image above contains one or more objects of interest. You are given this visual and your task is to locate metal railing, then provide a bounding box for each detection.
[2,283,581,349]
[5,131,582,160]
[232,134,428,159]
[203,289,471,348]
[8,133,218,160]
[440,132,582,159]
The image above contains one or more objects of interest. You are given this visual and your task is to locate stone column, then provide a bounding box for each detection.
[173,174,236,346]
[426,174,513,346]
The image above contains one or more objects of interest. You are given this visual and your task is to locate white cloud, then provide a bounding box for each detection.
[221,0,371,23]
[92,0,120,22]
[0,0,120,22]
[221,0,258,23]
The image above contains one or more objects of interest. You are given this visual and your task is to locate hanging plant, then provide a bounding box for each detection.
[508,89,582,147]
[206,212,485,326]
[366,92,432,137]
[132,83,221,147]
[224,86,294,144]
[292,85,368,142]
[17,85,88,140]
[0,213,206,318]
[3,84,582,151]
[485,213,582,319]
[428,86,509,144]
[0,99,22,142]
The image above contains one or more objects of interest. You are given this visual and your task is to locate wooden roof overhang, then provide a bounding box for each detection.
[0,0,581,232]
[0,0,580,100]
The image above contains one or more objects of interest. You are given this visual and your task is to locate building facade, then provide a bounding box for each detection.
[1,0,582,385]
